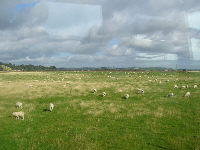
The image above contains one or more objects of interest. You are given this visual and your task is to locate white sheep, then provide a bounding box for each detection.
[186,85,189,88]
[29,85,33,88]
[102,92,106,97]
[182,85,186,89]
[124,94,129,99]
[12,112,24,120]
[185,92,191,97]
[194,85,198,88]
[93,89,97,93]
[49,103,54,112]
[137,88,144,94]
[174,85,178,88]
[168,93,174,97]
[15,102,22,109]
[118,89,123,92]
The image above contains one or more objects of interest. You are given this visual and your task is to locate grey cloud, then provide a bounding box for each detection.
[0,0,48,30]
[0,0,200,67]
[0,26,103,62]
[81,0,198,60]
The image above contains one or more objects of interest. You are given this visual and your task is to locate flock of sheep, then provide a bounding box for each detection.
[12,72,197,120]
[12,102,24,120]
[93,88,144,99]
[12,102,54,120]
[12,88,144,120]
[168,84,198,97]
[94,83,194,100]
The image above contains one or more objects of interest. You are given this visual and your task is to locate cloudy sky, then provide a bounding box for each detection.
[0,0,200,68]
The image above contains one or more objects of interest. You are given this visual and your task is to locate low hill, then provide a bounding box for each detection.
[0,62,56,71]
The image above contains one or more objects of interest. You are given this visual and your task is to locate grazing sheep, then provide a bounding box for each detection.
[93,89,97,93]
[102,92,106,97]
[15,102,22,109]
[182,85,186,89]
[194,85,198,88]
[186,85,189,88]
[168,93,174,97]
[118,89,123,92]
[12,112,24,120]
[29,85,33,88]
[49,103,54,112]
[185,92,191,97]
[124,94,129,99]
[137,88,144,94]
[174,85,178,88]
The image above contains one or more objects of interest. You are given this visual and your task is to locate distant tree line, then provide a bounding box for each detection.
[0,62,56,71]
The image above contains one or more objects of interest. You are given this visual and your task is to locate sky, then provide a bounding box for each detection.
[0,0,200,68]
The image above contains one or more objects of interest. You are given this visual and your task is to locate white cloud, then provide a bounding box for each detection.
[44,2,102,37]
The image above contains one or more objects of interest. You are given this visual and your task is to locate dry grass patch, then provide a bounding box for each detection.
[127,107,151,118]
[0,80,77,99]
[25,103,35,112]
[154,107,164,118]
[79,100,123,117]
[87,109,104,117]
[108,103,119,113]
[0,105,5,110]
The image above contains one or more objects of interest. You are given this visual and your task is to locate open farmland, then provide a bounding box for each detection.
[0,71,199,150]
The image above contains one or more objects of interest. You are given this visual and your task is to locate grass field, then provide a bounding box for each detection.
[0,71,199,150]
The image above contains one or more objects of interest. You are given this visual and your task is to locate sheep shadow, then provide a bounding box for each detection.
[43,108,50,112]
[8,115,13,118]
[121,96,127,100]
[99,94,105,97]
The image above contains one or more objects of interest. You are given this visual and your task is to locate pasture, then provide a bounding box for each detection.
[0,71,199,150]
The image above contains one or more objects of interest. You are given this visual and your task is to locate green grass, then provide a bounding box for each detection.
[0,71,199,150]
